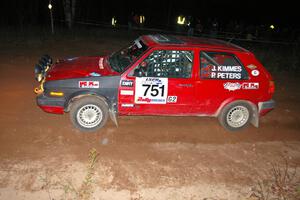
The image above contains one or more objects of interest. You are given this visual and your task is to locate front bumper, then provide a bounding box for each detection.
[258,99,275,116]
[37,94,65,114]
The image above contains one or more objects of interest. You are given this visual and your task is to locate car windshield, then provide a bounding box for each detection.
[108,39,148,73]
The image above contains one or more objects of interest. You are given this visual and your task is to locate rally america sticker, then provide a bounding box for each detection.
[79,81,99,88]
[135,77,168,104]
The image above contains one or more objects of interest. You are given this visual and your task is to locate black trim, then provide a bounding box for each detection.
[37,76,121,112]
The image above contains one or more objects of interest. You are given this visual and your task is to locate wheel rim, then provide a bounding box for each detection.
[226,105,249,128]
[77,104,103,128]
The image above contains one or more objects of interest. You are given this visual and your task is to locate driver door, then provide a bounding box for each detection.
[118,48,196,115]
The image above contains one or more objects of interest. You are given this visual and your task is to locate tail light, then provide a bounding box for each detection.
[268,80,275,95]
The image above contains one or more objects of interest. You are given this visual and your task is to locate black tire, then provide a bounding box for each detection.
[70,96,108,132]
[218,101,252,131]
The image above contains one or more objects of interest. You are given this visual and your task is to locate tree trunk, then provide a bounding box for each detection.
[63,0,76,29]
[71,0,76,22]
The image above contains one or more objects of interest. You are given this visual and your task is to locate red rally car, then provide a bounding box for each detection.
[34,34,275,132]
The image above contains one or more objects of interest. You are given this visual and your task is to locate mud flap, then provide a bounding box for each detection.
[251,106,259,128]
[109,107,118,127]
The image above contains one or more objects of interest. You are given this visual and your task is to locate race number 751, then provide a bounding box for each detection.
[142,84,165,97]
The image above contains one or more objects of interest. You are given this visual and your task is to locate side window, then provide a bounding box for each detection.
[200,51,248,80]
[131,50,193,78]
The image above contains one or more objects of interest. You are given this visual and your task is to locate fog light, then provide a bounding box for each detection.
[50,91,64,97]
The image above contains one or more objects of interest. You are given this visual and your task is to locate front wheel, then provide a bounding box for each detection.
[218,101,252,131]
[70,96,108,132]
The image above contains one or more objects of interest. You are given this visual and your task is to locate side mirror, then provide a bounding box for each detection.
[133,68,144,77]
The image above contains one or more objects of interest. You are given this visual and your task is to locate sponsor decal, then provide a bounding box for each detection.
[167,96,177,103]
[242,82,259,90]
[135,77,168,104]
[246,64,257,70]
[121,104,134,107]
[98,57,104,69]
[224,82,259,91]
[79,81,99,88]
[224,82,241,91]
[121,80,134,87]
[251,69,260,76]
[120,90,134,95]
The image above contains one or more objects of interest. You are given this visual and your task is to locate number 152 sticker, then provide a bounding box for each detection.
[135,77,168,104]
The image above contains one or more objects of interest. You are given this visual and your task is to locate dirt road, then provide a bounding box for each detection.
[0,34,299,200]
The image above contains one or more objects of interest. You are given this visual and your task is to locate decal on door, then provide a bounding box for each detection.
[167,96,177,103]
[120,90,134,95]
[121,80,134,87]
[135,77,168,104]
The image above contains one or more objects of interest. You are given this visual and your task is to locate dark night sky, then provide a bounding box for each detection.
[1,0,299,29]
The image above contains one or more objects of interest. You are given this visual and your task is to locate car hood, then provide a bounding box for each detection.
[46,56,119,81]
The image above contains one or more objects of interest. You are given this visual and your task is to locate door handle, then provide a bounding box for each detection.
[178,84,193,87]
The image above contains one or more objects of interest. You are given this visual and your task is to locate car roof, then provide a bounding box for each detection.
[141,34,249,53]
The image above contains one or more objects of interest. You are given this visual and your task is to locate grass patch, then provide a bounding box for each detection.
[40,148,99,200]
[250,157,300,200]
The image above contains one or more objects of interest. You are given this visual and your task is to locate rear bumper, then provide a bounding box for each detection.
[258,99,275,116]
[37,94,65,114]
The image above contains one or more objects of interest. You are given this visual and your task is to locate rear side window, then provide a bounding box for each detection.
[200,52,248,80]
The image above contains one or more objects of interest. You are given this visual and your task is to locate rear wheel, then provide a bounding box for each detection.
[218,101,252,131]
[70,96,108,132]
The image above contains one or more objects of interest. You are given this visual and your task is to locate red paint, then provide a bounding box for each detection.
[118,36,274,116]
[46,56,119,81]
[39,105,64,114]
[39,35,274,119]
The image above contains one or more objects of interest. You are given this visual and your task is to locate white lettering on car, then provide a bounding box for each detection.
[242,82,259,89]
[224,82,241,91]
[121,80,134,87]
[224,82,259,91]
[120,90,134,95]
[217,72,241,79]
[121,104,134,107]
[217,66,242,72]
[204,65,243,80]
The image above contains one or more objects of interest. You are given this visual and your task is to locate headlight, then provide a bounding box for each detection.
[35,55,53,82]
[37,73,43,82]
[34,64,43,82]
